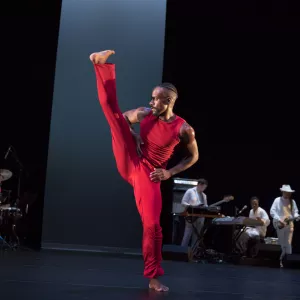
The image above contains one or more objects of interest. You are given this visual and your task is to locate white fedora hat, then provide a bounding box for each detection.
[280,184,295,193]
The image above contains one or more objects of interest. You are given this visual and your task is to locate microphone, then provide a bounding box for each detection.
[4,146,11,160]
[238,205,247,215]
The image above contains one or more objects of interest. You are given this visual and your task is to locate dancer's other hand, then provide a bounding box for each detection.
[150,168,171,182]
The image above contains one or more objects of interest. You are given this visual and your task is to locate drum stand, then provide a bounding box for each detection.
[0,208,18,251]
[0,212,12,251]
[10,147,24,207]
[0,217,20,251]
[0,235,13,250]
[3,146,23,250]
[0,149,23,251]
[0,183,10,249]
[0,182,4,205]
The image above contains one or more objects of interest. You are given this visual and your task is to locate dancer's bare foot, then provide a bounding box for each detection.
[149,278,169,292]
[89,50,115,64]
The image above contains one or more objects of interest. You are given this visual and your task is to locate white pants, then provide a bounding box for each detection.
[181,217,205,247]
[276,225,294,260]
[245,227,260,238]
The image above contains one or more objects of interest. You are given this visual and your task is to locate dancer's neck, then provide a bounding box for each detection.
[158,110,175,122]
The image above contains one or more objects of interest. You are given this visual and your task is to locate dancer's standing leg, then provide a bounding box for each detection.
[133,164,168,292]
[133,163,164,279]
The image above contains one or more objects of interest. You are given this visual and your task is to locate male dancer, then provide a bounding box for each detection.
[90,50,199,292]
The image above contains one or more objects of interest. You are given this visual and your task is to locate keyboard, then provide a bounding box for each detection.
[212,216,263,226]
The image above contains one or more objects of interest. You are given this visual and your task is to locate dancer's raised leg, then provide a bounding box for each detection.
[90,50,138,183]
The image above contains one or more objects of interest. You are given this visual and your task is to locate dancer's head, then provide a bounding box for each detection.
[150,83,178,117]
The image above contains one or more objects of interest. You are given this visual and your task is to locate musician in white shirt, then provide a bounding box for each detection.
[236,197,270,257]
[181,178,208,247]
[270,184,300,267]
[246,197,270,238]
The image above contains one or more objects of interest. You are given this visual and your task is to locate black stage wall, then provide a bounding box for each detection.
[2,1,300,253]
[161,0,300,251]
[1,2,62,248]
[41,0,167,250]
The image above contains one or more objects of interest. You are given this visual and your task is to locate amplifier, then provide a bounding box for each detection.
[173,178,198,192]
[171,178,198,244]
[172,177,198,213]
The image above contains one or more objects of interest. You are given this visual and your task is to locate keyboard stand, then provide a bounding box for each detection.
[190,219,224,262]
[232,225,248,255]
[189,218,206,260]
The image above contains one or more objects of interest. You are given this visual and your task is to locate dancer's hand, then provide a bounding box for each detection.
[150,168,171,182]
[132,133,144,157]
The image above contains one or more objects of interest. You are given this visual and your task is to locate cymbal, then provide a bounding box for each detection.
[0,169,13,182]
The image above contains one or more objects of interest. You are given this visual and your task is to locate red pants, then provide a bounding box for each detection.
[94,63,164,279]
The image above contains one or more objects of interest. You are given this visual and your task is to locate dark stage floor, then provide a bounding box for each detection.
[0,250,300,300]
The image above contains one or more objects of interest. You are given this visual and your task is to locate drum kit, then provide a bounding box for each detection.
[0,168,22,249]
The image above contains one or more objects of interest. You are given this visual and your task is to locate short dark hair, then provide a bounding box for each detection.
[156,83,178,100]
[250,196,259,202]
[197,178,208,185]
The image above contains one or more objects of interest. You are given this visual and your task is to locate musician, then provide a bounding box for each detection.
[270,184,300,267]
[181,178,208,247]
[236,197,270,257]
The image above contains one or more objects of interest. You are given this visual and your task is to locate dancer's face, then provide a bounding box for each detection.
[149,87,171,116]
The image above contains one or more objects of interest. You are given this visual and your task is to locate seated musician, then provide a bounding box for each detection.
[181,178,208,247]
[236,197,270,257]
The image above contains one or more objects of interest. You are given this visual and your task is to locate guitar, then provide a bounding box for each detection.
[273,216,300,230]
[209,195,234,207]
[180,195,234,218]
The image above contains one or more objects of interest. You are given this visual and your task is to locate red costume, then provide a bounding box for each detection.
[94,63,185,278]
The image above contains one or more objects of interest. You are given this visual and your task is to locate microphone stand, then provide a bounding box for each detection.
[233,206,245,254]
[234,206,239,217]
[10,146,24,207]
[236,206,247,218]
